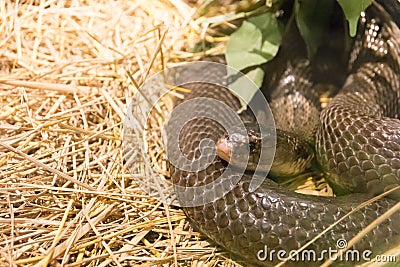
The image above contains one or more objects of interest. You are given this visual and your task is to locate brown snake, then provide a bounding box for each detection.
[165,1,400,266]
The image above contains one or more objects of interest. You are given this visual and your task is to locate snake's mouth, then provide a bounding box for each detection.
[216,138,232,163]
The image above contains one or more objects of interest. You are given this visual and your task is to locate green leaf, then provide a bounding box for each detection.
[295,0,333,58]
[254,14,281,59]
[226,12,282,71]
[228,67,265,108]
[226,12,281,108]
[337,0,372,37]
[226,21,266,70]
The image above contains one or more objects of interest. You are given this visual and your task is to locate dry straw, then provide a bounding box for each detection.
[0,0,398,266]
[0,0,230,266]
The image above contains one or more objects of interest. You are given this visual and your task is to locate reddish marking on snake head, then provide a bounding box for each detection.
[216,138,232,163]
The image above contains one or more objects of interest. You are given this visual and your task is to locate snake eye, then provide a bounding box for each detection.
[249,142,256,152]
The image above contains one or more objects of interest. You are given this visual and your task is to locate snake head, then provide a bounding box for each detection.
[216,122,268,172]
[216,122,314,178]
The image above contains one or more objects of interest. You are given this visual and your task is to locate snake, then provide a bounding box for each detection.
[166,1,400,266]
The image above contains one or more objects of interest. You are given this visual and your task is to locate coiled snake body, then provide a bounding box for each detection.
[168,2,400,266]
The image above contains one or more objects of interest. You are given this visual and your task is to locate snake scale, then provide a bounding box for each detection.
[167,1,400,265]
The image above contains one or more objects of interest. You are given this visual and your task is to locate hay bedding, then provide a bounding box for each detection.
[0,0,398,266]
[0,0,241,266]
